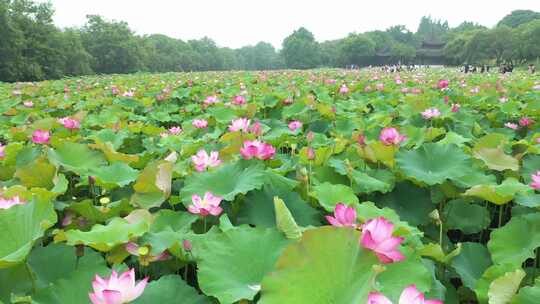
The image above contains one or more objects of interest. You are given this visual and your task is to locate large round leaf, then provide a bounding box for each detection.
[195,226,290,304]
[47,142,106,175]
[259,227,379,304]
[396,143,471,185]
[488,213,540,267]
[91,162,140,187]
[376,182,435,226]
[133,275,211,304]
[0,200,57,268]
[179,161,266,204]
[451,242,492,290]
[443,199,490,234]
[311,182,359,211]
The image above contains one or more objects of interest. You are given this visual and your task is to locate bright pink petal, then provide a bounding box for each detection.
[368,292,393,304]
[325,215,341,227]
[399,285,423,304]
[101,290,123,304]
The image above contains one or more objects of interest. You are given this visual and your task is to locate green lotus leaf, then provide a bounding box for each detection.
[488,213,540,267]
[0,199,57,268]
[473,147,519,171]
[464,178,529,205]
[311,182,359,211]
[179,161,266,204]
[63,213,152,251]
[91,162,140,187]
[396,143,471,185]
[418,243,461,264]
[351,169,395,194]
[521,154,540,184]
[48,142,106,175]
[376,182,435,226]
[451,242,492,290]
[31,252,112,304]
[473,133,509,151]
[131,158,174,209]
[375,254,434,302]
[511,278,540,303]
[488,269,525,304]
[475,264,518,303]
[443,199,490,234]
[139,210,198,255]
[259,227,379,304]
[237,179,320,228]
[14,157,55,189]
[67,199,133,223]
[514,193,540,207]
[196,226,290,304]
[438,131,471,147]
[133,275,211,304]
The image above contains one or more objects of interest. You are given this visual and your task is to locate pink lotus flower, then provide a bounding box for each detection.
[188,192,223,216]
[111,86,119,95]
[401,88,409,94]
[376,83,385,91]
[169,126,182,135]
[204,95,219,105]
[0,196,26,209]
[307,131,315,142]
[339,85,349,94]
[532,85,540,91]
[368,285,443,304]
[0,144,5,159]
[499,97,508,103]
[232,95,246,105]
[325,203,357,228]
[89,269,148,304]
[438,79,449,90]
[421,108,441,119]
[325,79,337,85]
[229,118,251,132]
[32,130,50,144]
[395,79,403,85]
[505,122,518,130]
[411,88,422,94]
[519,117,533,127]
[23,101,34,108]
[125,242,170,265]
[183,239,192,251]
[364,86,373,92]
[470,87,479,94]
[122,90,135,98]
[307,147,316,160]
[288,120,303,132]
[530,171,540,190]
[240,140,276,160]
[444,96,449,104]
[191,150,222,172]
[361,217,405,264]
[58,117,80,129]
[451,104,460,113]
[192,119,208,129]
[379,128,406,146]
[358,134,366,146]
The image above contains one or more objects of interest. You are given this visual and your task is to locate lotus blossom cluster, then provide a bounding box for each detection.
[240,140,276,160]
[288,120,303,132]
[58,117,80,129]
[32,130,50,144]
[0,195,26,209]
[89,269,148,304]
[421,108,441,119]
[191,150,222,172]
[530,171,540,190]
[379,128,406,146]
[192,119,208,129]
[325,203,357,228]
[368,285,443,304]
[188,192,223,216]
[437,79,449,90]
[229,118,251,132]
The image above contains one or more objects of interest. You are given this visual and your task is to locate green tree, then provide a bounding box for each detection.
[339,33,376,66]
[498,10,540,28]
[281,27,321,69]
[81,15,146,74]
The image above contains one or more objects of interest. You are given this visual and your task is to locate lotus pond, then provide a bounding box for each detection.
[1,69,540,303]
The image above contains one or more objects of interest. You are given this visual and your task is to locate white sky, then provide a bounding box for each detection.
[39,0,540,49]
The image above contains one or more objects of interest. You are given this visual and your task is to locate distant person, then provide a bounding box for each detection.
[529,64,536,74]
[464,64,469,73]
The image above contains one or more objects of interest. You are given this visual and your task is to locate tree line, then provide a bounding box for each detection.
[1,0,540,82]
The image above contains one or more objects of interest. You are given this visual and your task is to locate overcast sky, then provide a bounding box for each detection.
[38,0,540,49]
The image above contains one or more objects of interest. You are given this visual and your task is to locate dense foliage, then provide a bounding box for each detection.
[1,0,540,82]
[1,68,540,303]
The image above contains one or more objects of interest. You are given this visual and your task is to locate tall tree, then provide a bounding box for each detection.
[498,10,540,28]
[281,27,321,69]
